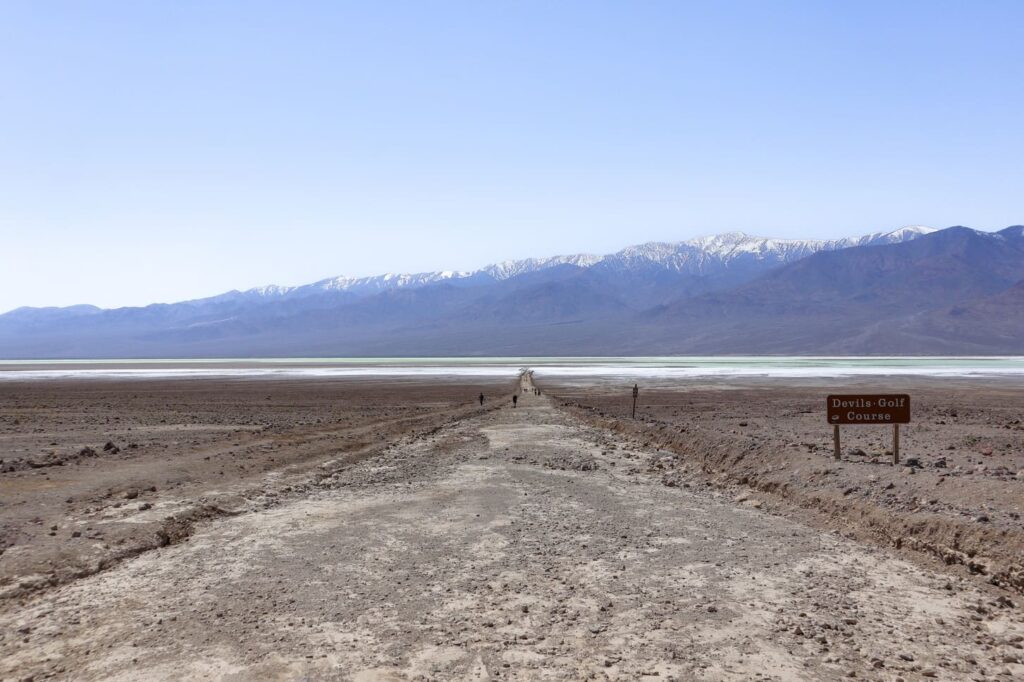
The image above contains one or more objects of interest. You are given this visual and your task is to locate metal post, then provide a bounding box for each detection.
[833,424,841,460]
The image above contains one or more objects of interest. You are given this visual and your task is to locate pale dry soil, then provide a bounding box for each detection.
[2,386,1023,681]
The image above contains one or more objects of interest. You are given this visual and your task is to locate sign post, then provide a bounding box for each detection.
[632,384,639,419]
[893,423,900,464]
[827,394,910,465]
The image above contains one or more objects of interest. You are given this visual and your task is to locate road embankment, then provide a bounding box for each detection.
[550,380,1024,594]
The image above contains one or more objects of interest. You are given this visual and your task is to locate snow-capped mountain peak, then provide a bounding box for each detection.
[311,269,472,292]
[688,231,824,256]
[481,254,603,280]
[249,284,296,296]
[211,225,939,303]
[848,225,936,246]
[889,225,937,238]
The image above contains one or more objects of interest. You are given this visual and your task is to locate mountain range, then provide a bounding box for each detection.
[2,225,1022,358]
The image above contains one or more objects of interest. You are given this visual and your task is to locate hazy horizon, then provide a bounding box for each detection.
[0,222,994,313]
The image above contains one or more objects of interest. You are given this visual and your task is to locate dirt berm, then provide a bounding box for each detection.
[553,385,1024,595]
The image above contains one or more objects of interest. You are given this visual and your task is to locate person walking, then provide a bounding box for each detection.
[512,394,518,408]
[479,393,485,406]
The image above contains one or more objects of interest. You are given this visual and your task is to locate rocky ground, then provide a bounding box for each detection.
[0,378,508,599]
[1,375,1022,680]
[549,377,1024,595]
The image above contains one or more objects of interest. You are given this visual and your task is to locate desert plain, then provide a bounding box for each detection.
[0,370,1022,681]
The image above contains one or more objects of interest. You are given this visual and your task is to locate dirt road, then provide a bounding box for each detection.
[2,386,1022,680]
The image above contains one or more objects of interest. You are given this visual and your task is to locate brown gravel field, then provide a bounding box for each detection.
[548,377,1024,594]
[0,372,1022,681]
[0,377,509,599]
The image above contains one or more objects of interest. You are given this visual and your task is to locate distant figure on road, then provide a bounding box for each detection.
[479,393,484,406]
[512,394,518,408]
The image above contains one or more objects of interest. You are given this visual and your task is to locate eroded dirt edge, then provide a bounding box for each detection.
[556,399,1024,595]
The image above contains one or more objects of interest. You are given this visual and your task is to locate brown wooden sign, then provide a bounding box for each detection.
[827,394,910,463]
[827,394,910,424]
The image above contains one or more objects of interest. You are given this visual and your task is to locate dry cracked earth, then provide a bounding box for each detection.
[2,381,1023,681]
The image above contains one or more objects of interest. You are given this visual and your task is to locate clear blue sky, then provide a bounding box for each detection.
[1,1,1022,312]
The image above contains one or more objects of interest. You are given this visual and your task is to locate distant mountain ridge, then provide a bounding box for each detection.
[1,225,1020,358]
[192,225,936,305]
[635,225,1024,354]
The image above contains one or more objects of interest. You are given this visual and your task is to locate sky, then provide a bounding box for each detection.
[1,1,1022,312]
